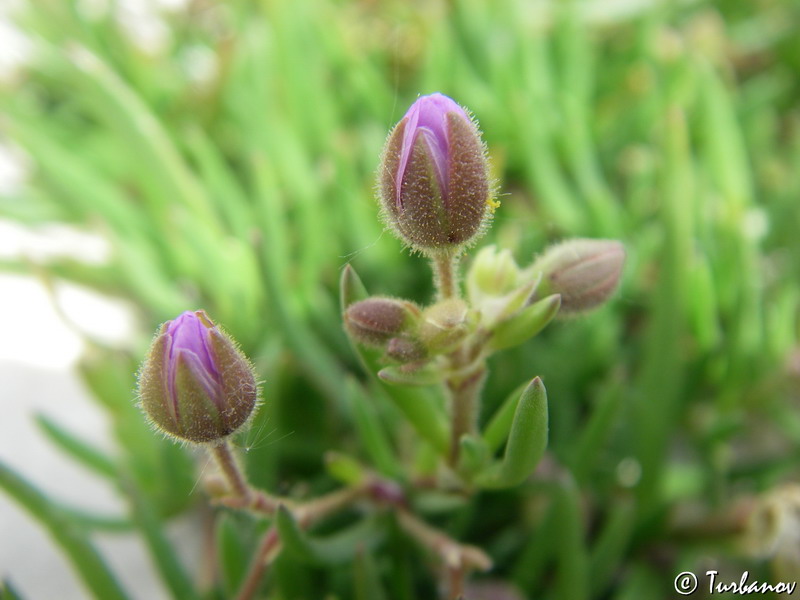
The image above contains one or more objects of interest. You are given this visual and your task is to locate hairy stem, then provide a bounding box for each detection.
[431,252,458,300]
[211,442,251,500]
[447,363,487,466]
[233,484,370,600]
[429,250,488,465]
[235,525,280,600]
[396,507,492,574]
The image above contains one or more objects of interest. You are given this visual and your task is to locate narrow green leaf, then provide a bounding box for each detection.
[476,377,548,489]
[1,579,26,600]
[353,548,389,600]
[54,45,219,227]
[553,475,589,600]
[570,376,625,482]
[340,264,370,309]
[325,451,367,486]
[216,513,253,598]
[276,506,383,566]
[0,462,130,600]
[346,379,402,479]
[124,481,201,600]
[589,497,636,592]
[482,382,528,454]
[57,507,131,533]
[377,364,444,386]
[35,415,117,481]
[458,435,490,477]
[487,294,561,352]
[252,154,347,402]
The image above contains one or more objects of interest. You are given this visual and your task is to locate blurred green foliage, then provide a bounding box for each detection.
[2,0,800,598]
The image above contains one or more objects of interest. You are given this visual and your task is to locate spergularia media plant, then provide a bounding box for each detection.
[135,93,625,599]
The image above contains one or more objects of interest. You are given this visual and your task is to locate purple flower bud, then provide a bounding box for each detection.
[137,310,258,444]
[378,93,494,253]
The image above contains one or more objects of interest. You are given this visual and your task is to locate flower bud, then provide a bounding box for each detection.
[418,298,471,352]
[378,93,494,253]
[344,297,420,347]
[386,336,427,363]
[467,245,521,300]
[137,310,258,444]
[530,239,625,315]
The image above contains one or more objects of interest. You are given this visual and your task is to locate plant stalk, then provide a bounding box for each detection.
[431,252,458,300]
[446,363,487,466]
[210,442,251,500]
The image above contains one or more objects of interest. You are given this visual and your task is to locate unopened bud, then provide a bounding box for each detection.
[378,93,495,254]
[137,310,258,444]
[344,297,419,346]
[531,239,625,315]
[418,298,471,352]
[467,245,521,299]
[386,336,427,363]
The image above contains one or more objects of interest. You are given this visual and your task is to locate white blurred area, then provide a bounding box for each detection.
[0,2,200,598]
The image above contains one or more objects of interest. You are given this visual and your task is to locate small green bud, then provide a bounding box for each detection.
[467,245,521,300]
[530,239,625,315]
[137,310,258,444]
[344,297,420,346]
[467,245,540,326]
[418,298,471,352]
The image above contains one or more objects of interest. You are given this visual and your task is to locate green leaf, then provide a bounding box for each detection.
[377,364,443,386]
[1,579,26,600]
[457,434,490,477]
[276,506,384,566]
[344,344,448,452]
[35,415,118,481]
[589,496,635,592]
[325,451,367,485]
[476,378,548,489]
[482,382,528,453]
[553,474,590,600]
[346,379,402,479]
[487,294,561,352]
[340,264,370,309]
[0,462,130,600]
[124,481,201,600]
[353,548,389,600]
[216,513,255,598]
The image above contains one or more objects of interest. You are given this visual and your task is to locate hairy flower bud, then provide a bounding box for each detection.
[386,336,427,363]
[418,298,471,352]
[378,93,494,253]
[344,297,420,346]
[531,239,625,315]
[137,310,258,444]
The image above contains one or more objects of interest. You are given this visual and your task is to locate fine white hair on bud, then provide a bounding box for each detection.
[530,239,626,316]
[137,310,258,444]
[378,93,494,254]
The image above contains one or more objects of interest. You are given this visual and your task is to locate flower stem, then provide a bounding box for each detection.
[430,251,489,466]
[396,507,492,573]
[236,525,280,600]
[211,441,251,500]
[446,363,487,466]
[431,252,458,299]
